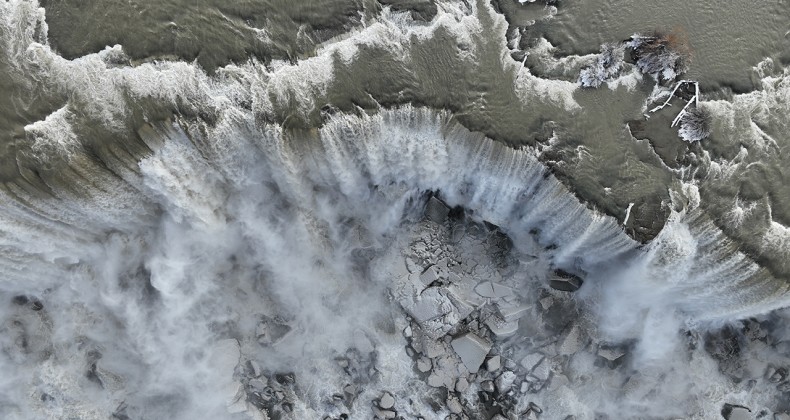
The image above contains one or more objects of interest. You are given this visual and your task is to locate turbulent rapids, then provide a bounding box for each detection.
[1,0,790,419]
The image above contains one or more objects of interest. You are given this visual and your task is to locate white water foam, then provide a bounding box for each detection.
[1,0,789,418]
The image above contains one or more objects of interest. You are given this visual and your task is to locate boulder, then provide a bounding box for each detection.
[496,371,517,393]
[379,392,395,409]
[532,358,551,381]
[486,355,501,372]
[425,196,450,224]
[446,396,463,414]
[420,265,442,287]
[598,346,626,362]
[558,326,584,355]
[481,380,495,393]
[405,288,449,323]
[722,404,752,420]
[417,357,432,372]
[256,318,292,346]
[451,333,492,373]
[455,377,469,392]
[474,281,514,299]
[497,303,530,322]
[548,270,583,292]
[485,317,519,339]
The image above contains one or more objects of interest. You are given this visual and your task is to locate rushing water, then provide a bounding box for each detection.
[1,0,789,419]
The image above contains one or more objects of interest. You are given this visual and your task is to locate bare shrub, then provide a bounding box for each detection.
[578,43,626,88]
[678,106,711,142]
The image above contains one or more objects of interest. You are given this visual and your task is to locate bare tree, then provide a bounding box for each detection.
[627,28,691,82]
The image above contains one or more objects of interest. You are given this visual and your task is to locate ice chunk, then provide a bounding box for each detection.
[451,332,492,373]
[532,358,551,381]
[497,302,531,322]
[447,283,487,308]
[597,345,626,361]
[210,339,241,373]
[375,408,397,419]
[485,316,519,339]
[420,265,442,286]
[520,353,544,372]
[405,288,449,323]
[247,360,262,377]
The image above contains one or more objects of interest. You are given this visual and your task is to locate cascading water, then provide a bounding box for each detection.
[1,0,789,419]
[1,105,788,419]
